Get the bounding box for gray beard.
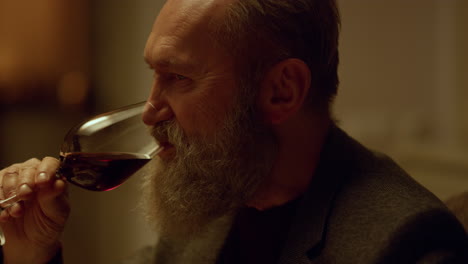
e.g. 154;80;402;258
150;213;234;264
139;98;277;240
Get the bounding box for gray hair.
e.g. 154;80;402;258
211;0;341;112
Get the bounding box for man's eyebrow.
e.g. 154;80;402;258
145;57;196;73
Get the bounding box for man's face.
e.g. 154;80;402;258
142;0;238;142
140;0;278;237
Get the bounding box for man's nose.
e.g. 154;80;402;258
142;99;173;126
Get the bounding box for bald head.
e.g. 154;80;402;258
144;0;237;78
151;0;234;43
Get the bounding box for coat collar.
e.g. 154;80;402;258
277;125;355;264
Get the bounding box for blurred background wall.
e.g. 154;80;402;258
0;0;466;263
336;0;468;199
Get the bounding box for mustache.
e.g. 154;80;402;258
150;121;174;144
150;120;186;147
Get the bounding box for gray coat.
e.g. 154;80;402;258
277;126;467;263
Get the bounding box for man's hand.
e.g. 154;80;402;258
0;157;70;264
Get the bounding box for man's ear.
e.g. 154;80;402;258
258;58;311;124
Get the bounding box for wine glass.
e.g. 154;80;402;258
0;101;160;208
0;101;159;245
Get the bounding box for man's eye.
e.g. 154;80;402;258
174;74;187;81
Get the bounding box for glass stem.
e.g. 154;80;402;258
0;194;20;211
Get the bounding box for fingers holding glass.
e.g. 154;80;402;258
1;166;19;200
0;158;44;220
36;157;60;186
17;167;36;200
16;158;40;199
0;165;20;221
9;161;41;218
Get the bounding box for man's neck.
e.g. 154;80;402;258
247;113;331;211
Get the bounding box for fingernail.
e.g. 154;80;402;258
19;184;33;196
38;172;48;183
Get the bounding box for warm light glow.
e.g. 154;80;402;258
57;71;89;105
0;0;89;105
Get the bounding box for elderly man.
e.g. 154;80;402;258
0;0;467;263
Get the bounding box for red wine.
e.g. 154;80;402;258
59;152;151;191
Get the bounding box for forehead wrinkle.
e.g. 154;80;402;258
149;43;199;74
154;58;192;73
145;35;178;67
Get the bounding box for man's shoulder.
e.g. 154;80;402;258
313;126;468;263
332;148;446;223
320;125;446;214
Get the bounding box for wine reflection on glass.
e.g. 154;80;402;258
0;101;160;228
58;101;160;191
